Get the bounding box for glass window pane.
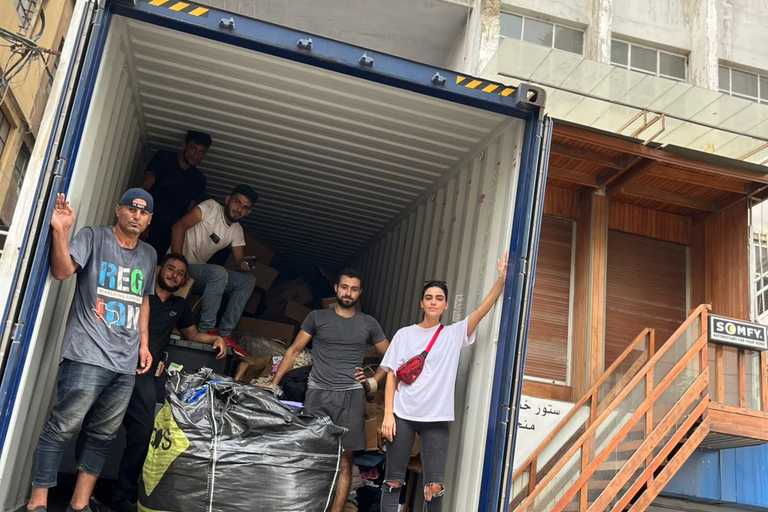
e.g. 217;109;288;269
501;13;523;39
554;25;583;54
523;18;554;48
611;40;629;66
659;53;686;79
761;76;768;101
732;68;758;98
630;45;657;74
719;66;731;93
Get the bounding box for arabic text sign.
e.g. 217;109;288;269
708;314;768;351
514;395;577;471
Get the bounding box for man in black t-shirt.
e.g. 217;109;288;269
112;253;227;512
142;130;211;257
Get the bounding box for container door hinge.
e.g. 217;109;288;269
498;404;511;425
53;158;67;177
91;5;104;26
10;322;24;343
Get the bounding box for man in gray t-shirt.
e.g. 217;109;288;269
273;269;389;512
28;189;157;512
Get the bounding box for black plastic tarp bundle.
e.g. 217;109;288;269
138;369;344;512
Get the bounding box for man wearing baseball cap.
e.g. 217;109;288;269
170;184;259;352
27;188;157;512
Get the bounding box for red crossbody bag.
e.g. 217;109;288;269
396;324;444;385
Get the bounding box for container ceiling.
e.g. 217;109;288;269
121;17;509;267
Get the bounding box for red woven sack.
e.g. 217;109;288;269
396;325;443;385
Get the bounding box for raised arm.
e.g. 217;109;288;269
50;193;78;280
170;206;203;255
466;253;509;337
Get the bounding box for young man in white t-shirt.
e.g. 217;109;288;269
170;184;258;344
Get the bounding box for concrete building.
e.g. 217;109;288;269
0;0;74;243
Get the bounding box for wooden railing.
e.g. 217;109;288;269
514;304;711;512
509;328;655;508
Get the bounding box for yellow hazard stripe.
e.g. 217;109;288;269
454;74;517;98
146;0;209;16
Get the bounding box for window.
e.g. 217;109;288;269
0;111;11;160
610;39;687;80
16;0;36;30
719;64;768;103
13;144;31;192
500;13;584;55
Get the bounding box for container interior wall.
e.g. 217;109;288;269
0;21;144;510
353;122;523;511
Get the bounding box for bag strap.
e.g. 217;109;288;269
423;324;444;354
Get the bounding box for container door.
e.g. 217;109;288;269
0;0;106;506
480;115;553;512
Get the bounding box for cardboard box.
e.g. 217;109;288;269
225;232;274;267
261;300;311;325
243;231;274;266
364;400;419;455
236;317;296;343
243;289;264;316
265;279;313;306
248;261;279;291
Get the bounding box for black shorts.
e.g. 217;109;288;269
304;388;366;451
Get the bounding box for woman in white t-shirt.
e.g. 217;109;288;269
378;255;508;511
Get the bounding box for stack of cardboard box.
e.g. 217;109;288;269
233;232;316;343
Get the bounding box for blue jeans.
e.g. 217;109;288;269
31;360;135;488
188;264;257;336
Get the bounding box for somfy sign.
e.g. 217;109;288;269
708;314;768;351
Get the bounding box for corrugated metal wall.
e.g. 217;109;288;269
0;21;144;509
353;122;524;510
664;445;768;509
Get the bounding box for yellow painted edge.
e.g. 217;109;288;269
456;75;466;84
483;84;500;93
501;87;515;97
169;1;190;11
466;79;483;89
188;6;208;16
148;0;170;6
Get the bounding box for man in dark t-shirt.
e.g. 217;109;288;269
111;253;227;512
272;269;390;512
142;130;211;257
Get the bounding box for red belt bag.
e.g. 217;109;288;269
396;324;444;385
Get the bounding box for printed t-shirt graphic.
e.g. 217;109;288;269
61;226;157;375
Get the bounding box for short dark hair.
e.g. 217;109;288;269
422;280;448;298
231;184;259;203
337;268;363;288
186;130;212;147
160;252;189;270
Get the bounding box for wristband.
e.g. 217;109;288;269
366;377;378;394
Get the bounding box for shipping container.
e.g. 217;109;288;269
0;1;550;510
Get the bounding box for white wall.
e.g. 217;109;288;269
612;0;689;51
717;0;768;71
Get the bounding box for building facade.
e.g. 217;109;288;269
0;0;74;245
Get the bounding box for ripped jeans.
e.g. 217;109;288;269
380;416;450;512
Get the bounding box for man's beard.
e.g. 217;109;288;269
158;277;182;293
336;296;358;309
